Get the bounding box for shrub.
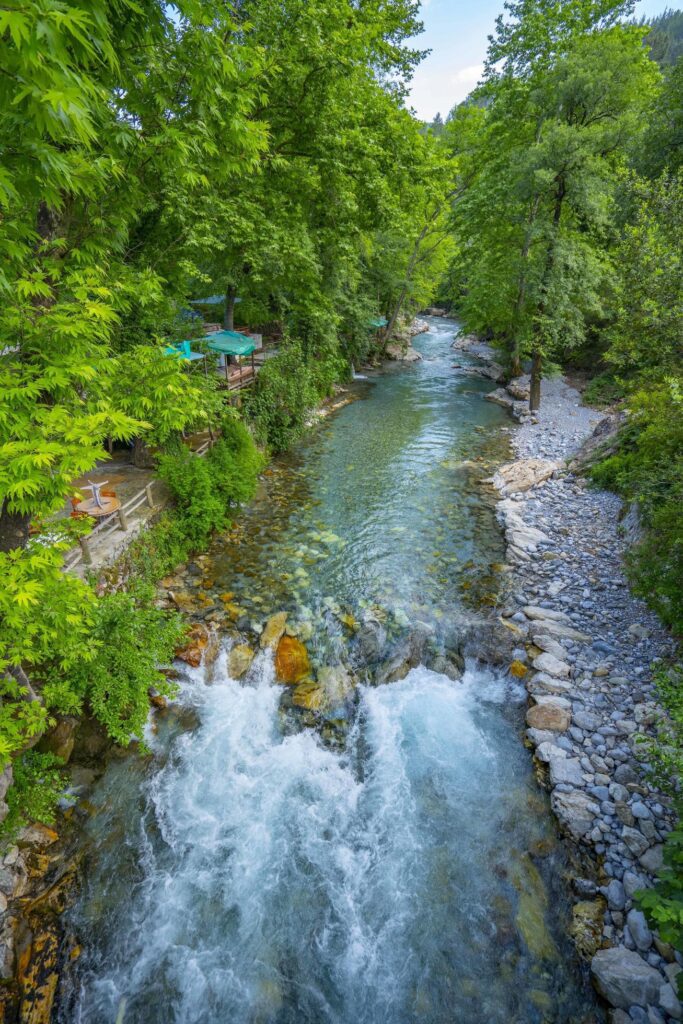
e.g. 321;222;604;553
244;340;319;451
158;446;227;547
67;587;184;747
158;414;263;548
0;752;66;841
589;377;683;635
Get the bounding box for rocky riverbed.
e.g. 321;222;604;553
478;346;681;1022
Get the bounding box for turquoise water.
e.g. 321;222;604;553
60;320;599;1024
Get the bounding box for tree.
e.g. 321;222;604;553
445;2;658;408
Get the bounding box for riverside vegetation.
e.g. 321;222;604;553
0;0;682;1019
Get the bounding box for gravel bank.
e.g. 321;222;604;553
489;368;681;1023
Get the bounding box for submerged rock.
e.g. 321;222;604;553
291;681;324;711
228;644;255;679
260;612;288;649
274;635;311;684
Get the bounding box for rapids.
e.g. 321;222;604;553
61;320;600;1023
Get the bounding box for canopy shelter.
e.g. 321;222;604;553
206;330;256;385
205;331;256;357
189;295;242;306
367;317;388;329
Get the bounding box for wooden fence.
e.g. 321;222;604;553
63;437;214;572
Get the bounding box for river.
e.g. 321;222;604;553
59;318;599;1023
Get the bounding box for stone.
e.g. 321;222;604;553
526;701;571;732
660;982;683;1020
486;387;514;409
228;644;255;679
574;710;603;731
639;845;664;875
274;635;311;684
552;789;600;840
260;612;288;649
37;716;79;764
291;681;325;711
532;652;571;678
524;606;572;623
604;879;626;911
531;619;592;642
317;665;356;705
626;909;653;952
549;755;584;787
531;634;569;660
174;623;210;668
386;342;422;361
622;827;650;858
18;825;58;849
492;459;559;497
591;947;663;1009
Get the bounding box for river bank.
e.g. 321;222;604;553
478;352;681;1020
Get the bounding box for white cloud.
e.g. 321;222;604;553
450;63;485;87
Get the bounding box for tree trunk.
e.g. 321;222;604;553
131;435;156;469
528;178;566;413
224;285;237;331
0;501;32;553
383;285;408;351
529;350;542;411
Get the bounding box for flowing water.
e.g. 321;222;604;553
61;319;599;1023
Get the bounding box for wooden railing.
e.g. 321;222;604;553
63;439;215;572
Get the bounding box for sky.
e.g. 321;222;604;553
408;0;677;120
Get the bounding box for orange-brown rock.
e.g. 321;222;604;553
174;624;209;667
292;681;324;710
274;635;310;684
509;660;528;678
17;921;59;1024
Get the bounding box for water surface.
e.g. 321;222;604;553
62;319;599;1024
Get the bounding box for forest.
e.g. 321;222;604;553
0;0;682;1017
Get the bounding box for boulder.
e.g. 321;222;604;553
526;700;571;732
37;717;78;763
523;606;572;623
506;376;530;401
274;635;311;684
291;681;325;711
175;624;210;668
386;342;422;362
424;307;447;317
492;459;559;497
228;644;255;679
260;612;288;649
485;388;514;409
639;844;664;875
410;318;430;336
591;947;663;1009
531;620;591;643
317;665;356;706
552;789;600;840
532;652;571;679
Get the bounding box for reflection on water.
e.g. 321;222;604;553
61;320;599;1024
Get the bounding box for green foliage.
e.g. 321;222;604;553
244;341;328;452
582;372;625;408
67;588;184;747
159;421;263;546
637;666;683;948
590;380;683;634
0;752;66;841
